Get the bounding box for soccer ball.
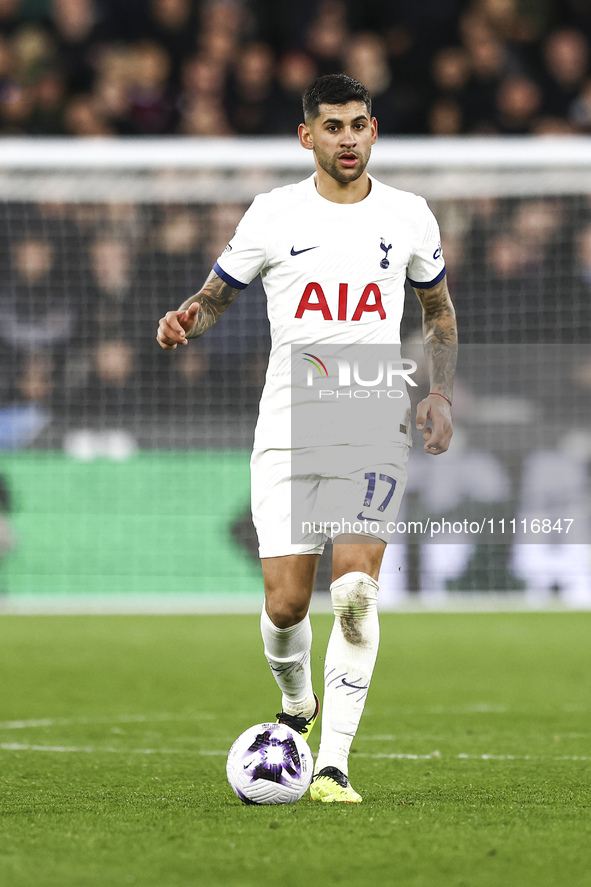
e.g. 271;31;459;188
226;722;314;805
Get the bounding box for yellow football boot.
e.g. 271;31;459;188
310;766;362;803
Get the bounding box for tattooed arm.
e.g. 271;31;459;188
156;270;242;350
414;275;458;402
412;275;458;454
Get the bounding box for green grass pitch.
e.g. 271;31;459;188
0;612;590;887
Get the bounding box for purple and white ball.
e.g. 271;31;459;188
226;722;314;805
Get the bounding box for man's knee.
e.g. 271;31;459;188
264;593;309;628
330;571;379;617
262;554;317;628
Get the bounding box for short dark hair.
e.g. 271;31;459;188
302;74;372;121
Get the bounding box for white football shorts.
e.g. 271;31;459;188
251;443;410;558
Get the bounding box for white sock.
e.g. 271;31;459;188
260;606;315;716
315;571;379;776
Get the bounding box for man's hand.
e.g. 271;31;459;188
156;271;243;350
416;393;453;454
156;303;200;349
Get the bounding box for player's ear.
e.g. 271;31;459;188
370;117;378;145
298;122;314;150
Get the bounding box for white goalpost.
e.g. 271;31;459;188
1;135;591;200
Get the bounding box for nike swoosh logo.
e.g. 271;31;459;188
341;678;369;690
357;512;385;521
291;246;319;256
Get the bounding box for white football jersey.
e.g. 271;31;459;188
214;174;446;448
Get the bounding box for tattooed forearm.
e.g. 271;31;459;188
413;276;458;400
179;271;241;338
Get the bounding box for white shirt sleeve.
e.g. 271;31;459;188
405;197;447;288
213;195;268;289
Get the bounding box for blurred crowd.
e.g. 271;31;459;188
0;0;591;137
0;193;590;435
0;0;590;435
0;200;271;431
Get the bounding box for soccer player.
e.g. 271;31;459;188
157;74;457;803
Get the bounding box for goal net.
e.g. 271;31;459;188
0;136;589;610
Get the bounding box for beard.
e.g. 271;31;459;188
314;147;370;184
